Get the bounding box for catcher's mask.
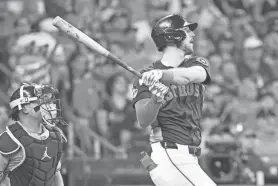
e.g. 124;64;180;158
9;82;66;126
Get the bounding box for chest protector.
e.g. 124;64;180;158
2;123;64;186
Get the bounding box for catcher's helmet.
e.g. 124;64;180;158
9;82;66;126
151;14;198;52
9;84;37;120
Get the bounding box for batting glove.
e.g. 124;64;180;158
139;70;163;87
149;82;169;103
139;70;168;103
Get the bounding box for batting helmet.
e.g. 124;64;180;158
151;14;198;52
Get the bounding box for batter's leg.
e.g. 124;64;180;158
176;163;217;186
149;163;195;186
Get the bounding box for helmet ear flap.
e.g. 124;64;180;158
154;31;186;52
165;35;173;40
164;30;186;43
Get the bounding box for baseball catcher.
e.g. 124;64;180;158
0;82;67;186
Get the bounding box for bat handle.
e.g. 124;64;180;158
107;53;142;78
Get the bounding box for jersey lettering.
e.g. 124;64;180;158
164;83;201;102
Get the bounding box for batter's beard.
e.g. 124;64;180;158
177;42;194;55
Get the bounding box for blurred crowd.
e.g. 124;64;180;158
0;0;278;158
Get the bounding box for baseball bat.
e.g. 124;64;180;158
52;16;142;78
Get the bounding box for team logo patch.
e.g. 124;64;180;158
197;57;208;66
132;87;138;98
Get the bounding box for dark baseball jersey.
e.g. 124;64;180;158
132;56;211;146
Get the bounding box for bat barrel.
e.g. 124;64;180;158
52;16;142;79
52;16;62;26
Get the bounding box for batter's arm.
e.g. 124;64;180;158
161;66;207;85
134;97;162;128
161;57;211;86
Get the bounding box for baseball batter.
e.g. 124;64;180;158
133;14;217;186
0;82;66;186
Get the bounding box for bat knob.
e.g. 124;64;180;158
52;16;63;27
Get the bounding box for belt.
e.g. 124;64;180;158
160;141;201;157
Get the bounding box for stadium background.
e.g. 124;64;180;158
0;0;278;185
